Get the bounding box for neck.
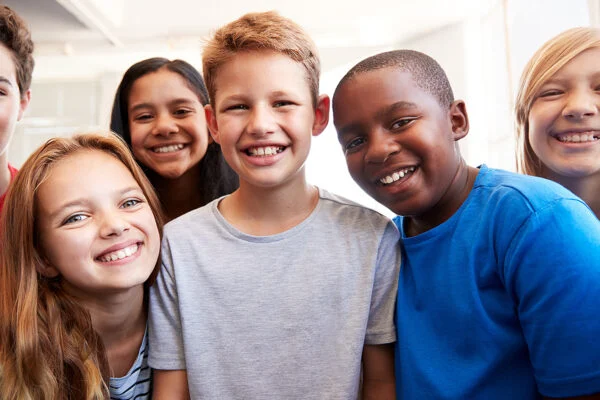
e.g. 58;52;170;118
80;286;146;377
220;170;318;235
148;165;204;222
406;159;478;237
547;173;600;219
0;153;10;198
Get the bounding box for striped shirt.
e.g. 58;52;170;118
109;328;152;400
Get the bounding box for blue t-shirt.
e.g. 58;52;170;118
393;165;600;399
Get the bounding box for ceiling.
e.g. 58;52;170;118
4;0;496;79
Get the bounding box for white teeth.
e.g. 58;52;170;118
98;244;139;263
248;146;283;156
557;133;599;143
379;167;416;185
153;144;184;153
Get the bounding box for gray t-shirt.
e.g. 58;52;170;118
149;188;400;399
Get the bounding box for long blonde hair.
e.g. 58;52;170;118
0;132;163;399
515;27;600;176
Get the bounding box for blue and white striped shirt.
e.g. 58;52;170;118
109;328;152;400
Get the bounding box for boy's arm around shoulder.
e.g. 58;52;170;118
153;370;190;399
503;199;600;398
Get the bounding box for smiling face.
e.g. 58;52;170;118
333;67;468;220
37;150;160;298
205;50;329;191
127;68;210;179
0;43;29;157
528;47;600;182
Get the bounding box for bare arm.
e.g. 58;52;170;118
152;369;190;400
361;343;396;400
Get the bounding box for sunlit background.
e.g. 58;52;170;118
5;0;598;216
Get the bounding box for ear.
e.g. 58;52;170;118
17;89;31;121
37;256;60;279
449;100;469;141
204;104;220;144
312;94;330;137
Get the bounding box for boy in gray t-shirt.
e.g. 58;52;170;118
149;11;400;400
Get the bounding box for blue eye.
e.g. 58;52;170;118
64;214;88;225
274;101;293;108
227;104;248;111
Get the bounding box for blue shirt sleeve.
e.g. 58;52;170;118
503;198;600;397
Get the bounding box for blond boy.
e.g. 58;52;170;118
149;11;399;399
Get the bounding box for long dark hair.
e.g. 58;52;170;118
110;57;238;206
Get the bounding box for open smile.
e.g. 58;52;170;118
377;166;417;186
96;242;141;263
554;131;600;143
152;143;186;153
244;145;286;157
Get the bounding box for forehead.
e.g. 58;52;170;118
213;50;310;100
551;46;600;79
129;69;198;103
39;150;136;203
333;68;440;126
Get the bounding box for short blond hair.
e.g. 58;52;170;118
202;11;320;107
515;27;600;176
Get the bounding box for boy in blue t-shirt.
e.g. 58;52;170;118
332;49;600;399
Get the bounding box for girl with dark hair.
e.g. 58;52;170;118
111;58;238;221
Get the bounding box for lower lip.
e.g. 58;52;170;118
96;244;142;266
242;148;286;166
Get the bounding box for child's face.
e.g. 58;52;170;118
333;68;466;217
37;150;160;298
528;47;600;181
205;50;329;190
127;69;210;179
0;43;29;157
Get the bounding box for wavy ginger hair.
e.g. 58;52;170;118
0;133;163;399
515;27;600;176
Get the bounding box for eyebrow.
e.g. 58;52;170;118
544;71;600;85
0;76;14;86
336;100;418;137
47;186;143;221
129;98;197;113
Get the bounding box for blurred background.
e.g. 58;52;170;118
4;0;598;215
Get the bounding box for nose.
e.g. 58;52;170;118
563;89;599;120
246;105;276;137
152;112;179;137
364;130;401;164
99;211;130;238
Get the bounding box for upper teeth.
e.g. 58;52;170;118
154;144;184;153
248;146;283;156
557;133;599;143
98;244;139;262
380;167;416;185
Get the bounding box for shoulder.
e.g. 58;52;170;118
317;187;393;227
473;166;589;216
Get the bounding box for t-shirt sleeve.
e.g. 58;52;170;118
148;234;187;370
503;199;600;397
365;220;401;345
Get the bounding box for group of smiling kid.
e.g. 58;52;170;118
1;5;599;400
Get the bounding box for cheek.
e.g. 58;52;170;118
129;127;149;157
